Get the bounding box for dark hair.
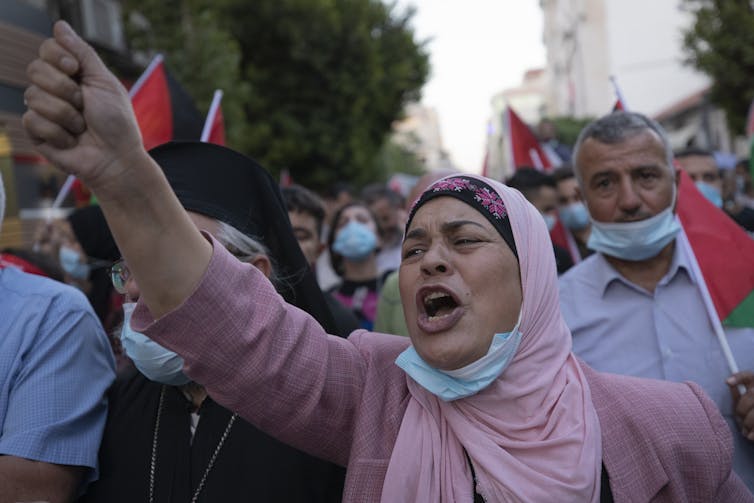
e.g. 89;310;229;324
552;165;576;184
361;183;405;209
280;184;326;238
327;201;379;276
572;111;673;181
674;147;714;159
506;168;556;201
326;181;354;200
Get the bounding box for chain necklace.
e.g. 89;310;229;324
149;385;238;503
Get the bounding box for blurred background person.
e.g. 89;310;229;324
327;201;384;330
361;183;405;276
281;184;361;336
553;166;593;263
676;148;754;234
316;182;354;292
507;168;574;274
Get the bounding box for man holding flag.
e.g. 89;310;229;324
558;111;754;489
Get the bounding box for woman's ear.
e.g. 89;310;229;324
249;254;273;279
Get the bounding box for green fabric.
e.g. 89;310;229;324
373;271;410;337
724;289;754;328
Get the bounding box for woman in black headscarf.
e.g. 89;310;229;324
79;142;344;503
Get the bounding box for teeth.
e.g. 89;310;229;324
424;291;449;303
427;312;453;321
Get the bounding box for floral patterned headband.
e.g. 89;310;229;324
405;176;518;260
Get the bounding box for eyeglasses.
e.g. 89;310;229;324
109;259;131;294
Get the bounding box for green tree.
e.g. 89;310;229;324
682;0;754;134
125;0;429;190
549;116;594;148
372;134;426;181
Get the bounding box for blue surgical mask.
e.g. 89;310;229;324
59;245;90;280
395;314;522;401
695;181;723;208
332;220;377;261
559;202;590;231
587;189;680;261
120;302;190;386
541;213;556;232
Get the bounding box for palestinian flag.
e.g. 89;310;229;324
129;54;204;150
676;169;754;327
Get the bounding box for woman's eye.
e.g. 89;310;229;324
402;247;423;259
454;238;478;246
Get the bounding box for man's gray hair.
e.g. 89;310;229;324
215;220;282;288
0;172;5;234
572;111;674;183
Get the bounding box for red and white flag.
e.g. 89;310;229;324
504;106;558;172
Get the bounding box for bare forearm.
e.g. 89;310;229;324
0;456;84;503
96;148;212;318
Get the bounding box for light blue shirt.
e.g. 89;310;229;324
0;267;115;484
559;243;754;489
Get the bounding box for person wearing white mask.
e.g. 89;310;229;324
553;166;593;263
559;111;754;489
78;142;345;503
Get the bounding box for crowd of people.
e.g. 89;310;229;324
1;20;754;502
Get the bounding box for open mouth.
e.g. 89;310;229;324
423;291;459;320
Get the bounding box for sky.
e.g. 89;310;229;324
395;1;546;173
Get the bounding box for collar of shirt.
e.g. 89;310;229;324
594;240;697;298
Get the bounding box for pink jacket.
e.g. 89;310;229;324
134;239;752;502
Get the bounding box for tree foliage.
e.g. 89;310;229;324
123;0;429;190
682;0;754;134
549;116;594;147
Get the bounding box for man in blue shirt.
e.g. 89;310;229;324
559;111;754;489
0;175;115;501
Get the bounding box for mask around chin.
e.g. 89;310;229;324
120;302;191;386
395;312;523;401
587;205;681;261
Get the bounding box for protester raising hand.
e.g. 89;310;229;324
23;21;142;193
23;20;211;318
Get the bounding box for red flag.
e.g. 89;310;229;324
201;89;226;146
504;107;556;172
129;55;172;150
129;54;204;150
677;169;754;327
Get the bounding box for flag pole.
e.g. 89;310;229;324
128;54;164;99
201;89;224;142
609;75;628;109
677;223;745;394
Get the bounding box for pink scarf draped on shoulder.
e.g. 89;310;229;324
381;175;602;502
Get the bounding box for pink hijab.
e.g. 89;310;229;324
381;174;601;502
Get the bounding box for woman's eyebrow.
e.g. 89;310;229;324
440;220;486;233
404;220;486;241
